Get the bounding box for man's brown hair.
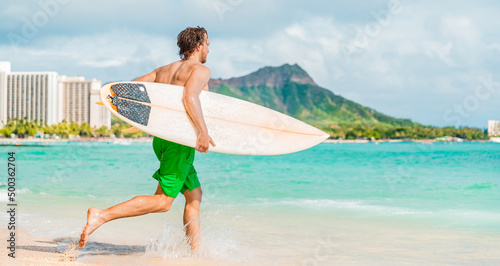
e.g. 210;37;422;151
177;26;207;60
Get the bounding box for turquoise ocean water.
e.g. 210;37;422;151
1;141;499;264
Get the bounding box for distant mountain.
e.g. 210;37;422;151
208;64;415;128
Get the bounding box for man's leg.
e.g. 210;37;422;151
182;187;202;252
79;183;174;247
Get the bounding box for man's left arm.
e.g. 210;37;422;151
135;70;156;82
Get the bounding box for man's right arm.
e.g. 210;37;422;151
183;66;215;153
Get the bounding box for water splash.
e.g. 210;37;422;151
145;215;248;261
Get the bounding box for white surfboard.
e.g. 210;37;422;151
100;81;329;155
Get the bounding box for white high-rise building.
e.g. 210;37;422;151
59;76;110;128
488;120;500;136
0;61;110;129
0;62;9;125
0;61;59;126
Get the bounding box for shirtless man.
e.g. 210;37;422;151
79;27;215;252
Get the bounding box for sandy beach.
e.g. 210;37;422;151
0;229;88;266
3;218;500;265
0;228;248;266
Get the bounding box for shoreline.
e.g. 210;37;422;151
0;137;154;146
0;137;494;146
323;138;493;144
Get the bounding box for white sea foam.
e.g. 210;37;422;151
18;188;31;193
0;187;31;202
0;190;7;202
253;198;500;230
251;198;433;217
113;140;132;145
439;209;500;222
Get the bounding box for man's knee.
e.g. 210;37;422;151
197;188;203;202
194;188;203;203
185;188;202;205
155;195;172;212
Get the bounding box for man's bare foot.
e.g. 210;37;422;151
187;234;202;254
79;207;105;248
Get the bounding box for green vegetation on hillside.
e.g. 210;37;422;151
323;123;486;140
213;82;415;128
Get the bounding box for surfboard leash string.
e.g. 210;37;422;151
106;94;117;101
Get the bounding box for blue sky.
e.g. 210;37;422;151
1;0;499;128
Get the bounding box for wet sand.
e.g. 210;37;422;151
3;216;500;266
0;229;89;266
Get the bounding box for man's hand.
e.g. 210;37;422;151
195;132;216;153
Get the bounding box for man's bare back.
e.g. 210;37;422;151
153;61;209;91
135;29;213;152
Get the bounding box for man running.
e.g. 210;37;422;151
79;26;215;252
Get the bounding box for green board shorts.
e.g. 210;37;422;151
152;136;200;198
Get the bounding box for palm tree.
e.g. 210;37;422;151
79;123;94;137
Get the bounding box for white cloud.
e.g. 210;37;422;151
488;43;500;51
422;41;456;66
440;14;480;47
396;39;417;55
